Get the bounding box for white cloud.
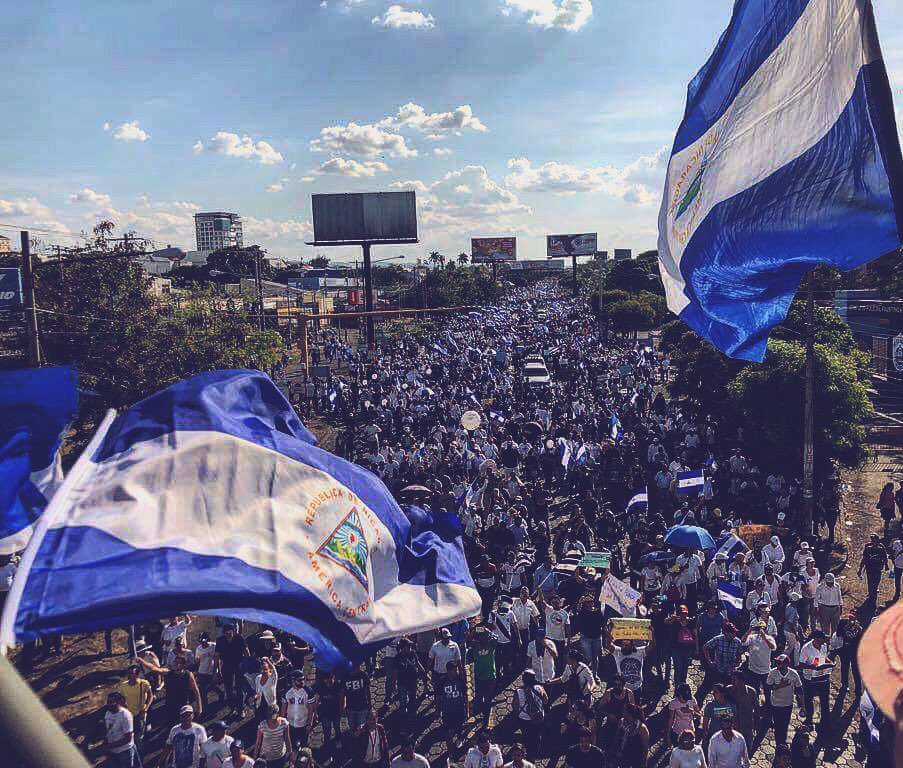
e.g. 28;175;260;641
372;5;436;29
310;121;417;159
102;121;111;131
391;165;532;232
0;197;71;234
266;183;285;192
301;176;316;183
505;146;667;204
194;131;284;165
111;120;151;142
68;188;112;207
243;216;314;247
501;0;593;31
433;147;453;156
314;157;391;177
381;102;488;136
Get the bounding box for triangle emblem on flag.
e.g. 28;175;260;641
317;507;371;593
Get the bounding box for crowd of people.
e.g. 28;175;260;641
40;283;898;767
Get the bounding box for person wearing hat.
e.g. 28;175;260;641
281;670;316;749
525;625;557;684
118;663;153;752
764;655;801;746
103;691;141;768
798;629;834;731
763;536;785;573
814;572;843;636
294;747;316;768
428;627;462;701
703;622;743;684
200;722;233;768
215;624;250;718
828;612;863;695
161;705;208;768
511;669;547;756
222;740;254;768
490;596;518;680
194;632;219;712
742;620;776;693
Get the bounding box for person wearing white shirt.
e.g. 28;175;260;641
200;722;233;768
464;733;504;768
526;628;557;683
762;536;784;573
798;631;834;730
428;630;462;688
670;730;707;768
813;573;843;636
892;538;903;601
707;716;749;768
742;622;776;691
511;587;540;645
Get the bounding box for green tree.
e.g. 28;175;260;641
457;252;469;266
427;250;445;269
728;339;872;473
308;255;330;269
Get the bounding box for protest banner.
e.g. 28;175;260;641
599;574;642;617
579;551;611;570
738;524;772;548
610;618;652;642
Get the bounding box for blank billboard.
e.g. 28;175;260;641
312;192;418;243
614;248;633;261
546;233;598;258
471;237;516;263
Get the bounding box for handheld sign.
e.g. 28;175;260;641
737;525;771;548
461;411;482;431
610;618;652;642
579;551;611;570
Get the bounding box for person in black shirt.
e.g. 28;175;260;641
574;597;604;677
831;613;863;694
214;625;249;717
343;663;372;738
393;638;427;724
316;672;345;750
565;727;603;768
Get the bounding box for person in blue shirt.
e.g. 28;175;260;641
439;661;469;757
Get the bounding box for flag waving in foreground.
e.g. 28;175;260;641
658;0;903;361
0;366;77;554
0;370;480;670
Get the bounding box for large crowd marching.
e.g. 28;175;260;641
14;283;902;768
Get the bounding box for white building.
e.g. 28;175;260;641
194;212;243;251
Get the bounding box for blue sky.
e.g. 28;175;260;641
4;0;903;262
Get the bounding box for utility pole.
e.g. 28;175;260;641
362;243;375;347
20;231;42;367
572;253;578;297
802;272;815;531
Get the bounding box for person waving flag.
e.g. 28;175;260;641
658;0;903;360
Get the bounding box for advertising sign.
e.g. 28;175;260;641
0;268;22;312
546;233;598;258
614;248;632;261
894;334;903;372
610;618;652;642
471;237;516;263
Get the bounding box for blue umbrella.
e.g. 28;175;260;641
639;550;678;566
664;525;715;550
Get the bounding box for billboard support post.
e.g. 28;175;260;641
572;254;578;297
20;231;41;367
362;242;375;346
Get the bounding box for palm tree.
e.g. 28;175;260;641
427;250;445;269
457;252;469;266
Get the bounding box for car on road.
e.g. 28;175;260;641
523;355;551;387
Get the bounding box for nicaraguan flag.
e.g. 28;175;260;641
658;0;903;361
0;367;78;555
626;490;648;514
610;413;623;442
0;370;480;669
573;444;588;467
717;579;745;616
557;437;571;469
488;410;506;424
712;531;747;560
676;469;705;496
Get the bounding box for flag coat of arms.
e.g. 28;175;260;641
658;0;903;360
0;370;480;669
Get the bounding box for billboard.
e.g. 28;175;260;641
471;237;517;263
0;268;22;312
546;233;598;258
312;192;418;243
614;248;632;261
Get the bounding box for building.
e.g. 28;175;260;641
194;212;243;251
0;235;11;254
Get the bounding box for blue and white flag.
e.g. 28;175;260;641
658;0;903;361
676;469;705;496
716;579;745;616
610;413;623;442
712;531;747;561
557;437;571;469
0;370;480;669
573;444;588;467
626;490;648;514
488;410;506;425
0;367;78;555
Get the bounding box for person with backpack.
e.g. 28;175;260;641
666;605;697;687
511;670;547;757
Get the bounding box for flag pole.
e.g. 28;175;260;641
802;271;815;533
0;652;91;768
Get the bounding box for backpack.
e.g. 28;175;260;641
522;686;545;724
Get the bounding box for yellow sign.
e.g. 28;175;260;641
737;525;771;548
610;618;652;642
